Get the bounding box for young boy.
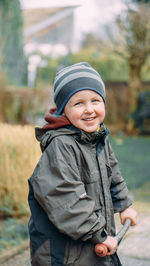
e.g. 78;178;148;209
28;62;137;266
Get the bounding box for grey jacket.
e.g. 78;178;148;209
28;125;132;266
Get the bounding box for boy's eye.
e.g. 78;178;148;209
74;102;81;106
92;99;99;102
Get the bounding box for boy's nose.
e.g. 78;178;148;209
84;103;93;113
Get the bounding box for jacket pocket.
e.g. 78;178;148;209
84;179;103;211
106;163;112;177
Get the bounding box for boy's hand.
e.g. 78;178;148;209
101;236;118;256
120;206;137;226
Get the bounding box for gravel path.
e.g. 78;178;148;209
119;254;150;266
1;249;30;266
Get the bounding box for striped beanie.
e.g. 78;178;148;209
53;62;106;114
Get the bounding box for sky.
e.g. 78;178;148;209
74;0;125;40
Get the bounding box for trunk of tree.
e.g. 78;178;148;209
128;64;142;113
127;64;143;132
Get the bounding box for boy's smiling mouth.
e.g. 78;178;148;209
82;116;96;121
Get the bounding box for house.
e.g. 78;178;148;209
22;1;80;87
23;2;80;57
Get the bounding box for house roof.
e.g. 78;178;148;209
23;8;64;30
23;6;78;38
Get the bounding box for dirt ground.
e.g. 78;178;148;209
118;201;150;265
1;202;150;266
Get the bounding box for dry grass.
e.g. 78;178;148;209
0;123;41;218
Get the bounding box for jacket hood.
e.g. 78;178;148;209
43;107;71;130
35;126;80;152
35;107;74;151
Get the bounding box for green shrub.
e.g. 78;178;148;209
35;48;129;86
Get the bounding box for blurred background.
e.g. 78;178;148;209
0;0;150;263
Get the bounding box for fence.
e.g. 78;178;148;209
0;82;150;128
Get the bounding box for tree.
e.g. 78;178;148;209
0;0;27;85
95;0;150;114
133;0;150;3
116;1;150;114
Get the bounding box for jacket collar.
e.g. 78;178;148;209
79;124;109;144
68;123;109;144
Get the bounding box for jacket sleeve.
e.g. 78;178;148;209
30;137;107;244
106;139;132;213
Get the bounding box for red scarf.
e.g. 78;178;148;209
43;108;71;130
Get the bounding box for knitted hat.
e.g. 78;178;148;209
53;62;106;114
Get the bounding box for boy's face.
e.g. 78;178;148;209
64;90;105;132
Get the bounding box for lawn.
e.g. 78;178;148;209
109;136;150;190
